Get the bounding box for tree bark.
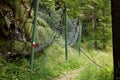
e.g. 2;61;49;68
92;3;98;50
102;1;106;49
111;0;120;79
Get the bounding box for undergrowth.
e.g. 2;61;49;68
0;38;81;80
0;38;113;80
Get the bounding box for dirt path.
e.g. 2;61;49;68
54;68;84;80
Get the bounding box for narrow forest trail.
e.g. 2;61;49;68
54;68;84;80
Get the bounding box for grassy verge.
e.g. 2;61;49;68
0;38;82;80
0;38;113;80
74;49;113;80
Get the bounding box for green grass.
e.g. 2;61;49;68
0;38;82;80
0;38;113;80
74;50;113;80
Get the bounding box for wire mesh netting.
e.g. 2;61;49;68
0;3;81;57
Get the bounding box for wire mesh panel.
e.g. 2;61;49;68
0;1;82;58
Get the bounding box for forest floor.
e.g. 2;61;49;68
54;67;84;80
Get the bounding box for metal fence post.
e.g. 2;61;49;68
30;0;40;71
78;17;82;55
64;3;68;62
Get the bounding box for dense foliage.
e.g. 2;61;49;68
42;0;112;49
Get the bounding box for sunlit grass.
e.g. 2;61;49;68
74;49;113;80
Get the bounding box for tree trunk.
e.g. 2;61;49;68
102;2;106;49
102;24;106;49
111;0;120;79
92;3;98;50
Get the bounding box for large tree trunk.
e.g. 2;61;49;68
111;0;120;79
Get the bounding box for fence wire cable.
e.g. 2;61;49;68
80;49;102;68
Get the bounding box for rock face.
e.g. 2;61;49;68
0;1;57;55
0;1;29;41
0;1;31;55
0;0;81;56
